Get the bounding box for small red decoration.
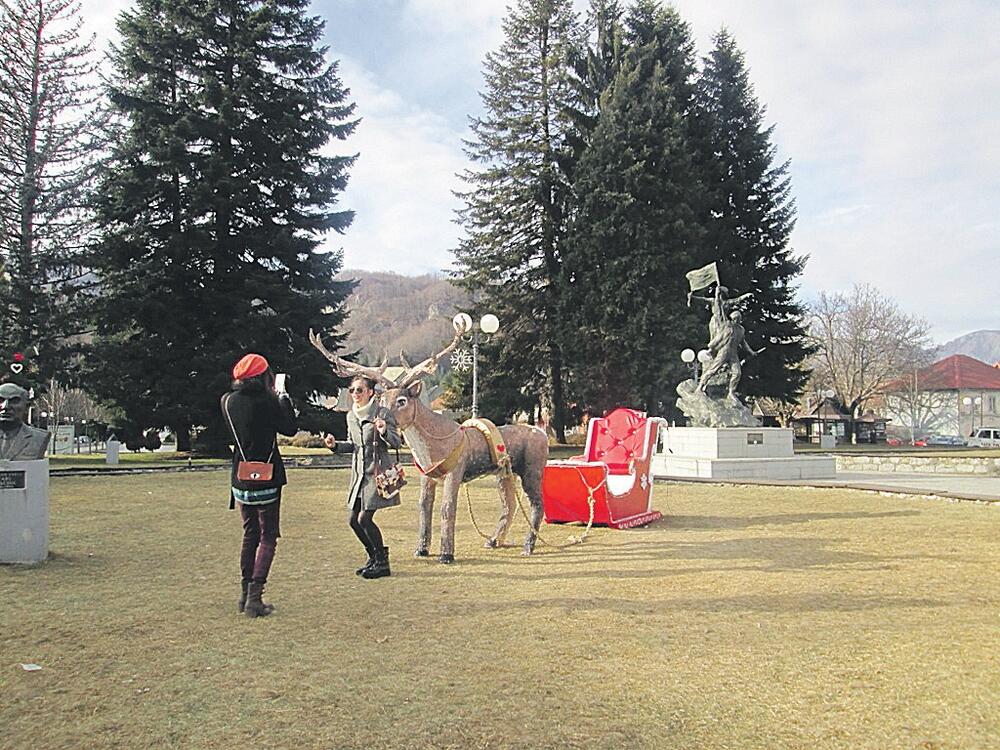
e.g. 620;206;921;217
13;352;25;362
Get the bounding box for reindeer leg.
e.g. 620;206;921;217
415;477;436;557
486;474;517;549
438;473;461;563
520;468;545;556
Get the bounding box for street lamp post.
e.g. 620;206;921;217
962;395;983;436
680;348;712;384
819;389;835;445
453;312;501;418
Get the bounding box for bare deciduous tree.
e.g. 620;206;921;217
883;381;957;444
808;284;930;438
36;377;111;427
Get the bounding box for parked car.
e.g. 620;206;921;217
967;427;1000;448
926;435;967;446
886;437;903;446
912;437;928;447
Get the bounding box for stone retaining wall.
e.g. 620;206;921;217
835;454;1000;476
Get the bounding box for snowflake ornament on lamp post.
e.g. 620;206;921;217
450;349;474;372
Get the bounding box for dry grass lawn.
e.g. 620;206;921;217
2;469;998;750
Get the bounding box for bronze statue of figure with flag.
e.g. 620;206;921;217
676;263;763;427
686;262;754;354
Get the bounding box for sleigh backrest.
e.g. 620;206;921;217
584;408;653;474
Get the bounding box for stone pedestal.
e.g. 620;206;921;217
651;427;835;480
0;459;49;563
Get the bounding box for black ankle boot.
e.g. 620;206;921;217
239;580;249;613
362;546;391;579
245;581;274;618
356;548;377;576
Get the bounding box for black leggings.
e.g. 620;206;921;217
348;502;384;553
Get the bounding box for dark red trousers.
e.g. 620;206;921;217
239;497;281;584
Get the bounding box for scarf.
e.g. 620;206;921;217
353;398;375;422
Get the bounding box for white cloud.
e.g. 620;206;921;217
329;58;468;276
79;0;129;48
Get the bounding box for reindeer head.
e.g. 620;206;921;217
380;381;424;431
309;328;462;431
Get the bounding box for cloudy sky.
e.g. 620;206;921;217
79;0;999;344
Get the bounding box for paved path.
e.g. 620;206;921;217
828;472;1000;502
662;471;1000;503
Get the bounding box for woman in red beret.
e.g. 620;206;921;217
221;353;297;618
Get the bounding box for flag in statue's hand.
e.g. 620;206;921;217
685;262;719;294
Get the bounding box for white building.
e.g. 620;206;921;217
883;354;1000;438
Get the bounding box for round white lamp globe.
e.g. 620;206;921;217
681;348;695;363
453;313;473;334
480;314;500;334
697;349;712;364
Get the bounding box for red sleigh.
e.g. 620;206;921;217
542;408;664;529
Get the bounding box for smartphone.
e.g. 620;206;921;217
274;373;288;392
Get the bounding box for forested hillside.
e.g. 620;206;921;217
337;270;470;364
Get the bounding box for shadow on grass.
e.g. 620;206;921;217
1;549;107;575
664;509;921;530
412;534;910;580
454;592;953;615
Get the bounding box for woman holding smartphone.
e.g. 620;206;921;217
221;353;296;617
324;374;401;579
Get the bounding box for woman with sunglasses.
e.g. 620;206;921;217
324;375;401;578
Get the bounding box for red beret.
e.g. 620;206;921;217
232;353;269;380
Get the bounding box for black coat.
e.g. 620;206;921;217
221;386;297;502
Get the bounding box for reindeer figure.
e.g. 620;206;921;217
310;329;549;562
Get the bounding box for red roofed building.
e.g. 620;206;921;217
883;354;1000;437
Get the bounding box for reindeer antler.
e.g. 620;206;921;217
309;329;396;389
397;330;463;388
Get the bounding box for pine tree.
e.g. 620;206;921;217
563;0;625;173
560;1;707;415
695;29;813;404
89;0;357;450
453;0;583;441
0;0;104;388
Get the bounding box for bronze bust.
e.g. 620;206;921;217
0;383;51;460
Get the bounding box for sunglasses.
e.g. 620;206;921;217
348;386;369;394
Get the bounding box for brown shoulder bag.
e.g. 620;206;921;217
223;395;275;484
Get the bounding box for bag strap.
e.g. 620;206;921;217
223;393;275;463
370;407;399;471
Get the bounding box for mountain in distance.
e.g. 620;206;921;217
935;330;1000;365
336;270;470;365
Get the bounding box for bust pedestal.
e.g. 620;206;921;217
0;459;49;563
651;427;835;480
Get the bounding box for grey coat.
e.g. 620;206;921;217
335;404;402;511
